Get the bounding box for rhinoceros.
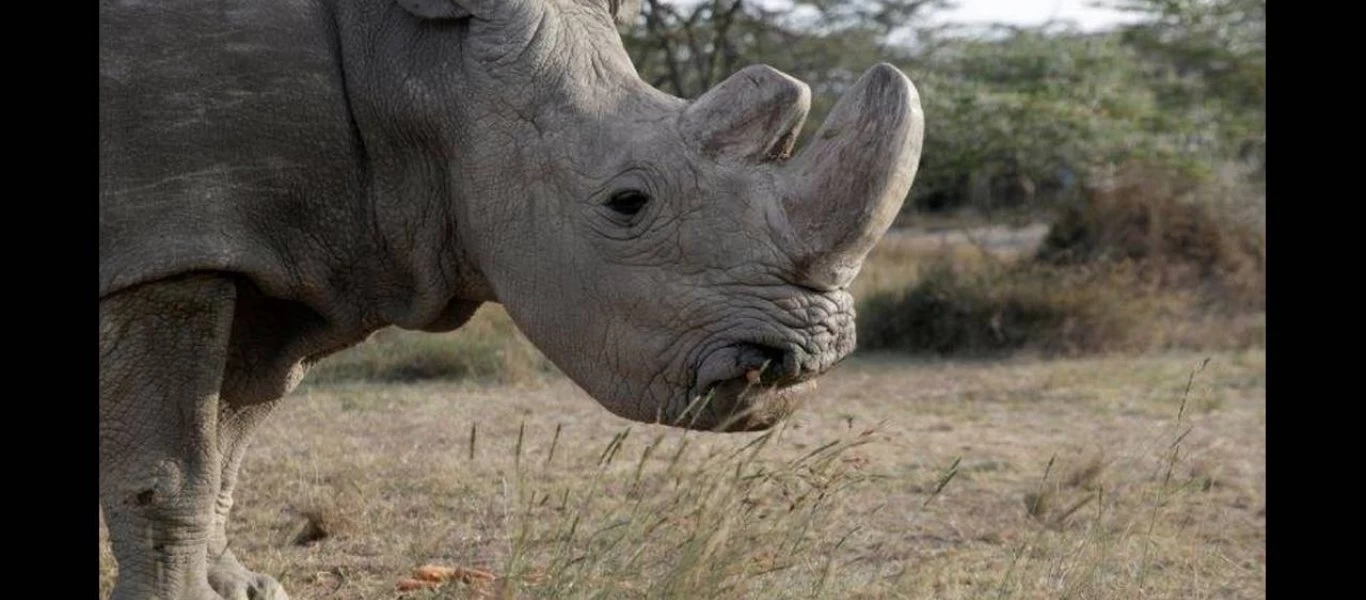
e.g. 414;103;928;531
99;0;924;597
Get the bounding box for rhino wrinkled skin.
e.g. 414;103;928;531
99;0;924;597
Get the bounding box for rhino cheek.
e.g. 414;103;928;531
468;229;672;423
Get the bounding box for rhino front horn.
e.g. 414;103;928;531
780;63;924;290
680;65;811;162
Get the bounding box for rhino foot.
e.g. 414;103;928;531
208;550;290;600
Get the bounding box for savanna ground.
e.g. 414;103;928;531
98;201;1266;599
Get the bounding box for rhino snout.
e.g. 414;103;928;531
678;336;838;432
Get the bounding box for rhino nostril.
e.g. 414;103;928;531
736;343;794;385
695;343;804;398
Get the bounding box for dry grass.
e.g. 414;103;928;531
99;349;1265;599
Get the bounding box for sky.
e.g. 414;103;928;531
932;0;1143;31
735;0;1146;34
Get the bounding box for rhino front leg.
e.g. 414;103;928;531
207;400;289;600
100;274;237;600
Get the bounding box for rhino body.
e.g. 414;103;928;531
99;1;924;598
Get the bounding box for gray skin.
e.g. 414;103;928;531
99;0;924;598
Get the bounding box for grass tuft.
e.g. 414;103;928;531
100;351;1265;599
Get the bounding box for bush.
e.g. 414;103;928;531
303;305;557;385
858;259;1152;357
858;164;1265;357
1036;164;1265;311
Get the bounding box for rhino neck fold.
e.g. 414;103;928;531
329;1;495;331
361;165;490;332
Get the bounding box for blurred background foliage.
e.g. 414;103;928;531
621;0;1265;217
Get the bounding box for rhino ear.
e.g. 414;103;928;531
397;0;475;19
610;0;642;26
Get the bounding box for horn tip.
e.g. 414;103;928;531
863;63;920;105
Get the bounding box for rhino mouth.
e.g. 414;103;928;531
680;342;819;432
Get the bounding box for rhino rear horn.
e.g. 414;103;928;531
680;65;811;163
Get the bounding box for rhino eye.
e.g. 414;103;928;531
605;190;650;217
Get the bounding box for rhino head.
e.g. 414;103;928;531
399;0;924;431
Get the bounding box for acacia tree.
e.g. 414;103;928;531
620;0;951;177
1105;0;1265;170
901;0;1264;213
620;0;1264;216
625;0;746;98
621;0;949;98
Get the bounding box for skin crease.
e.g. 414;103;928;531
99;0;923;598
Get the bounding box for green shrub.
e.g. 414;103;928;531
303;306;557;385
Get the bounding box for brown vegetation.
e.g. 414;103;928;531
858;165;1265;357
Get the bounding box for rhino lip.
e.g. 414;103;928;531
667;342;819;432
694;342;794;397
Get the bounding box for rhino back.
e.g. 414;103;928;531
100;0;370;303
